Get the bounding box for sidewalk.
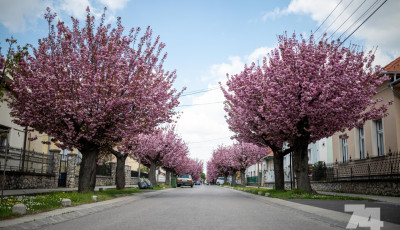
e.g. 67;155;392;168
1;184;138;196
317;191;400;204
245;185;400;204
0;188;171;230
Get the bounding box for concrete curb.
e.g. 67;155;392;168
0;188;175;230
2;185;139;196
223;187;400;230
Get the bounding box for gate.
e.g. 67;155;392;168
58;154;68;187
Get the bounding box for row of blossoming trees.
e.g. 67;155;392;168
207;143;268;186
4;7;202;192
219;33;390;192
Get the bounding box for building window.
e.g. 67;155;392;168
0;126;9;148
359;127;365;159
376;119;384;156
341;138;348;163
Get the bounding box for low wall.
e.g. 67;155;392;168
1;171;57;190
74;175;138;187
311;180;400;196
263;182;293;190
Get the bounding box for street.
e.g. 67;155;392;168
10;186;381;230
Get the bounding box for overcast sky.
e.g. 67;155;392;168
1;0;399;169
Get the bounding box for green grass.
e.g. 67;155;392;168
232;186;372;201
0;187;160;220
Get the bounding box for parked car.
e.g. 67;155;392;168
195;181;201;185
177;174;194;187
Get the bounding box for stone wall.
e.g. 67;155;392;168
0;149;61;190
73;175;139;187
263;182;294;190
311;180;400;196
0;171;57;189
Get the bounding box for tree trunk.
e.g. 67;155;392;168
165;169;171;185
231;171;237;187
116;154;128;190
273;153;285;190
78;144;99;193
223;174;227;184
293;143;312;193
240;169;246;186
149;161;157;186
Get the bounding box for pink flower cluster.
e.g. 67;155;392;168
9;8;183;152
207;142;267;182
222;32;389;149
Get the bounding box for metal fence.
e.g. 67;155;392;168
247;174;262;183
96;163;111;176
312;151;400;182
0;146;55;174
131;170;148;178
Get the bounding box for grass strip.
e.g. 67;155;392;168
230;186;372;201
0;186;164;219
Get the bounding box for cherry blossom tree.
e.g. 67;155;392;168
207;143;266;186
175;157;203;182
210;145;232;184
228;143;268;186
161;134;189;184
9;8;182;192
222;33;389;192
206;159;219;184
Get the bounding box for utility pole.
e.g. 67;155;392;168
138;156;141;179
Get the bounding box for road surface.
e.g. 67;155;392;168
4;186;399;230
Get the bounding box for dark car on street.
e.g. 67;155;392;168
195;181;201;185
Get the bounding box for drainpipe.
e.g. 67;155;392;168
382;71;400;98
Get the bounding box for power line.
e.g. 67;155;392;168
177;101;224;107
339;0;387;46
337;0;381;41
181;87;219;97
187;136;232;144
317;0;355;41
312;0;344;36
327;0;368;40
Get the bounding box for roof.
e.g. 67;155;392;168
383;57;400;72
264;149;274;159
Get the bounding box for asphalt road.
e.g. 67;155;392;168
35;185;352;230
287;199;400;225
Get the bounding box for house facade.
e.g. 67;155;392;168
332;57;400;163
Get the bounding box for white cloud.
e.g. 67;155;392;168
177;47;274;165
98;0;130;11
246;46;274;64
0;0;46;33
262;7;286;21
60;0;92;20
0;0;131;33
262;0;400;66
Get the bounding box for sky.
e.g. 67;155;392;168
1;0;399;169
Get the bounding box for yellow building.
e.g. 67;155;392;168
332;57;400;163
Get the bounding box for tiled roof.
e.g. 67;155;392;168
383;57;400;72
264;149;274;159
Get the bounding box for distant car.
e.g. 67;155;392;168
195;181;201;185
216;176;224;185
177;174;194;187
